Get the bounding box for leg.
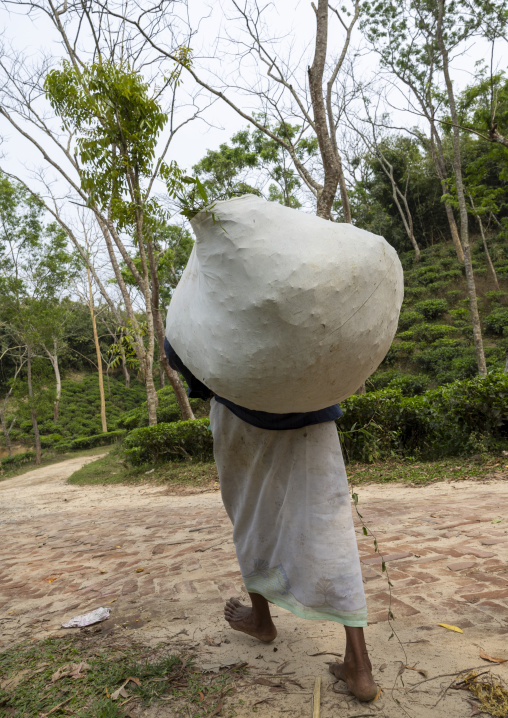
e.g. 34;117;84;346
224;592;277;643
329;626;378;702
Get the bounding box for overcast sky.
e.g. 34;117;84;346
1;0;504;180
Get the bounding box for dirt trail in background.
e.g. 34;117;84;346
1;457;508;717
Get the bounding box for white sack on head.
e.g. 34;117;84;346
166;194;404;413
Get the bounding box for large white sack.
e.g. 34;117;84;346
166;194;403;413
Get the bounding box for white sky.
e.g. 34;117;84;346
1;0;504;179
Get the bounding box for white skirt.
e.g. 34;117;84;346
209;399;367;627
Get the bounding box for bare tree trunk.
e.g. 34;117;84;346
120;345;131;388
146;235;195;421
0;394;14;458
27;344;42;465
437;1;486;375
428;130;465;263
44;340;62;421
469;197;499;290
159;364;165;388
308;0;341;220
88;264;108;433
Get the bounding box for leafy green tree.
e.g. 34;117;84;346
193;122;319;209
45;59;194;425
0;175;77;461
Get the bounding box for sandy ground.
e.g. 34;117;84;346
1;456;508;718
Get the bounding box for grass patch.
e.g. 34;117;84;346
347;454;508;486
0;635;241;717
67;448;508;491
67;447;218;488
0;445;115;483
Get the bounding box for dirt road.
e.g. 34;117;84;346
1;456;507;717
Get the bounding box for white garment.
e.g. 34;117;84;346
209;398;367;627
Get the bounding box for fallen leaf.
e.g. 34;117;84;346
371;686;382;702
437;623;463;633
205;634;221;647
111;682;130;701
69;661;91;678
199;691;204;702
492;519;502;524
379;663;387;672
42;697;73;716
480;649;508;664
398;664;406;676
254;678;283;687
210;700;224;716
135;568;144;573
126;676;141;686
405;665;429;678
307;651;342;657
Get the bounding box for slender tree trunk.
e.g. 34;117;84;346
87;265;108;433
470;197;499;290
429;130;465;263
437;1;486;375
308;0;342;220
444;204;465;263
120;346;131;388
0;398;13;458
159;364;165;388
27;344;42;465
145;235;195;421
45;340;62;421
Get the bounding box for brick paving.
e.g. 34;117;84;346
1;459;508;716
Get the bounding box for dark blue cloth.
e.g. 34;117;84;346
164;337;342;430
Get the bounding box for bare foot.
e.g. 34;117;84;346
329;658;378;702
224;597;277;643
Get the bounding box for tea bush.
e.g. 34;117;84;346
124;419;213;465
115;385;207;430
54;429;125;453
414;299;448;320
398;311;424;331
338;371;508;462
485;308;508;336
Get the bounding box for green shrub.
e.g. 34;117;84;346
426;280;449;292
398;311;424;331
385;373;430;396
54;430;125;453
338;372;508;462
414;299;448;320
485;308;508;336
383;341;418;364
124;419;213;465
449;308;469;321
403;323;458;342
446;290;463;304
484;290;506;304
115;386;206;430
1;451;36;467
40;434;63;448
404;286;427;299
413;268;440;286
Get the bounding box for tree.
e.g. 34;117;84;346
0;1;197;424
361;0;492;375
193;122;319;209
103;0;362;220
0;175;76;462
